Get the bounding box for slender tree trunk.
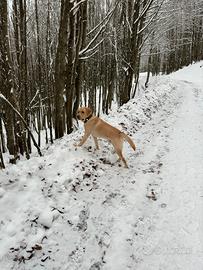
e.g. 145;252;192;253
19;0;30;158
0;118;6;153
46;0;53;143
0;0;18;162
73;1;88;116
0;134;5;169
35;0;42;147
54;0;70;138
65;0;74;134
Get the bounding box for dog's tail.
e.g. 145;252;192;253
122;132;136;151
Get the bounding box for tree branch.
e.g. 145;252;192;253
0;94;42;157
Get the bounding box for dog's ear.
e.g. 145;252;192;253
86;107;92;115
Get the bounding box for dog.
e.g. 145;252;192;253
76;107;136;168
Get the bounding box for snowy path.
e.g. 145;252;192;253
98;78;203;270
0;63;203;270
131;80;203;270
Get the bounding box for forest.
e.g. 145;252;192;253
0;0;202;167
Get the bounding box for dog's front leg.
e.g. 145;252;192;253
77;131;91;147
93;136;99;150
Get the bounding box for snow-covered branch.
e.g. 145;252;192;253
138;0;165;35
29;89;39;106
79;1;120;57
70;0;87;14
79;25;105;57
0;94;42;157
134;0;155;25
87;0;121;37
79;38;104;59
79;49;99;60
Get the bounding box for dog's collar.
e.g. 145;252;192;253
83;113;93;123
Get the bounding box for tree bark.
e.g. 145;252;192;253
0;0;18;162
54;0;70;138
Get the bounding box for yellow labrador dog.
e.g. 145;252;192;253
76;107;136;168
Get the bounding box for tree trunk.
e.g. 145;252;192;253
54;0;70;138
0;0;18;162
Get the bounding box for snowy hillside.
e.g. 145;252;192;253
0;62;203;270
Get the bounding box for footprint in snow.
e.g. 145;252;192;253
77;207;90;231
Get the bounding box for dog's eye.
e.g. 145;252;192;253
81;111;84;114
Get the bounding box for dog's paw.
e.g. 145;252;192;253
74;142;81;147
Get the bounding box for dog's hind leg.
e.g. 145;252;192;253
116;149;128;168
112;141;128;168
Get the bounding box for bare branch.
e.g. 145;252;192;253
80;38;104;59
70;0;87;14
134;0;154;25
138;0;165;35
87;0;121;37
0;94;42;157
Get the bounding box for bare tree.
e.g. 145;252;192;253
54;0;70;138
0;0;18;163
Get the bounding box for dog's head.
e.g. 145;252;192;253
76;107;92;122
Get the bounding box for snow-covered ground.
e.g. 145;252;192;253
0;62;203;270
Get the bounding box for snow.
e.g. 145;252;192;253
0;61;203;269
0;187;5;198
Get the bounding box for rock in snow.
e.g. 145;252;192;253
38;208;54;228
